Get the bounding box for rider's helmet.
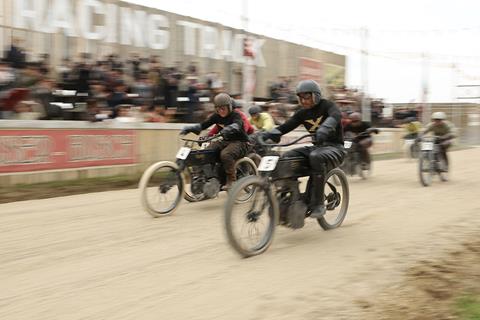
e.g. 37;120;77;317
213;93;233;113
431;111;446;120
248;105;262;116
349;112;362;122
295;80;322;105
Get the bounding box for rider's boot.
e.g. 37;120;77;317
361;149;371;170
309;169;327;219
223;171;236;191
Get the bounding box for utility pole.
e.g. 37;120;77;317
421;52;430;125
360;26;370;122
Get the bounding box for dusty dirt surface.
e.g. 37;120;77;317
1;148;479;320
359;236;480;320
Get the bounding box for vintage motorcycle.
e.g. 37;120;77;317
224;134;350;257
341;128;379;179
139;134;258;217
418;136;449;186
403;135;420;159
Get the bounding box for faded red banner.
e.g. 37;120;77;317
0;129;137;173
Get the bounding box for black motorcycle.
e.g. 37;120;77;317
224;134;350;257
139;134;258;217
341;128;379;179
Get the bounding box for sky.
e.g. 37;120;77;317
124;0;480;103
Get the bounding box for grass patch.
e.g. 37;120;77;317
0;174;142;204
456;294;480;320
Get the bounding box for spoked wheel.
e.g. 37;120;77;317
224;176;278;257
139;161;183;217
411;143;420;159
419;151;434;187
318;168;349;230
233;157;258;203
182;167;205;202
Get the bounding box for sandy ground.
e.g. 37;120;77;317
1;148;479;320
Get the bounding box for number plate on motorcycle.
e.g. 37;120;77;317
176;147;191;160
344;141;353;149
421;142;434;151
258;156;279;172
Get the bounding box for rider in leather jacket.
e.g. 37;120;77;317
261;80;346;218
181;93;249;188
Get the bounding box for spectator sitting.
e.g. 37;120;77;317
111;104;137;123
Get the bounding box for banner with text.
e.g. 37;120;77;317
0;129;137;173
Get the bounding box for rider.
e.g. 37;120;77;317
180;93;249;188
209;99;254;136
261;80;346;218
403;117;422;140
248;105;275;131
417;111;455;168
343;112;377;169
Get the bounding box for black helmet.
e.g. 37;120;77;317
248;105;262;115
213;93;233;112
295;80;322;105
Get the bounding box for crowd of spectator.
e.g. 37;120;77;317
0;39;233;123
1;38;417;128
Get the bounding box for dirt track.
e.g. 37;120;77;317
1;148;479;320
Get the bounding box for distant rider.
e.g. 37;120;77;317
248;105;275;131
417;111;455;168
343;112;378;169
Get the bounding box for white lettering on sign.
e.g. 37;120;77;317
177;21;200;56
200;26;220;59
50;0;77;36
12;0;266;66
0;136;53;165
147;14;169;50
78;0;106;40
68;135;134;162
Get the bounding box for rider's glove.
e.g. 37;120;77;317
260;128;282;143
220;123;240;139
180;124;202;135
315;126;330;145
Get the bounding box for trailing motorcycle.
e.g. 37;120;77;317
139;134;258;217
418;136;449;186
341;128;379;179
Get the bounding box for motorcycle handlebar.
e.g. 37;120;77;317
257;133;314;147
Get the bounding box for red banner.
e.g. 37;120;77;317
299;57;324;85
0;129;137;173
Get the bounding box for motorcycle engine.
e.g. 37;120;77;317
191;176;205;196
203;178;220;199
287;200;307;229
275;179;305;229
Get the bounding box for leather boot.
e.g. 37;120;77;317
224;171;236;190
309;164;327;219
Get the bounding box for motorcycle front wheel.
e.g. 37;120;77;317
224;176;278;258
139;161;184;217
